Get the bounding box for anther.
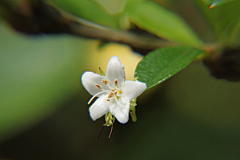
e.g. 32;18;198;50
108;92;114;98
102;79;109;85
95;84;102;89
105;98;110;101
114;79;118;86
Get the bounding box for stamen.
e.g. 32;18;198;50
102;79;109;85
105;98;110;101
88;90;107;104
95;84;102;89
108;92;114;98
114;79;118;86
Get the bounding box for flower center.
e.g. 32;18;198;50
106;89;121;101
88;79;124;107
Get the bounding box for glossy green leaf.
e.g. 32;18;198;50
135;46;203;90
127;1;203;48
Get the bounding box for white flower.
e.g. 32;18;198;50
81;56;147;124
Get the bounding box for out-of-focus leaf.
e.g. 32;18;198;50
0;24;90;143
201;0;234;8
201;0;214;5
127;1;203;48
95;0;126;15
209;0;235;9
125;0;145;7
194;0;240;39
135;46;203;90
220;16;240;47
49;0;124;29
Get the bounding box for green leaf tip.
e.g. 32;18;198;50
99;67;105;76
135;46;203;90
209;0;235;9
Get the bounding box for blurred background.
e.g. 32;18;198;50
0;0;240;160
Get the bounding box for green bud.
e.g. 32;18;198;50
103;112;115;126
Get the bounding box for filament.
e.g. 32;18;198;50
88;90;107;104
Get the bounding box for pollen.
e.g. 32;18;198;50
95;84;102;89
102;79;109;85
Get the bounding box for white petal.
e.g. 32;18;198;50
106;56;125;87
109;97;130;124
81;71;110;95
121;80;147;101
89;96;110;121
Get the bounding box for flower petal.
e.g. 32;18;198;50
106;56;125;87
121;80;147;101
81;71;110;95
109;97;130;124
89;96;110;121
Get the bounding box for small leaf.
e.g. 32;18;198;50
201;0;234;8
209;0;235;9
194;0;240;39
220;16;240;47
201;0;214;6
127;1;203;48
135;46;203;90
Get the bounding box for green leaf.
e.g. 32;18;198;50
220;16;240;47
209;0;235;9
201;0;214;6
194;0;240;39
135;46;203;90
94;0;126;15
201;0;235;8
0;24;90;142
49;0;124;29
127;1;203;48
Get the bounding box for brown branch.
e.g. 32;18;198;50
0;0;179;54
